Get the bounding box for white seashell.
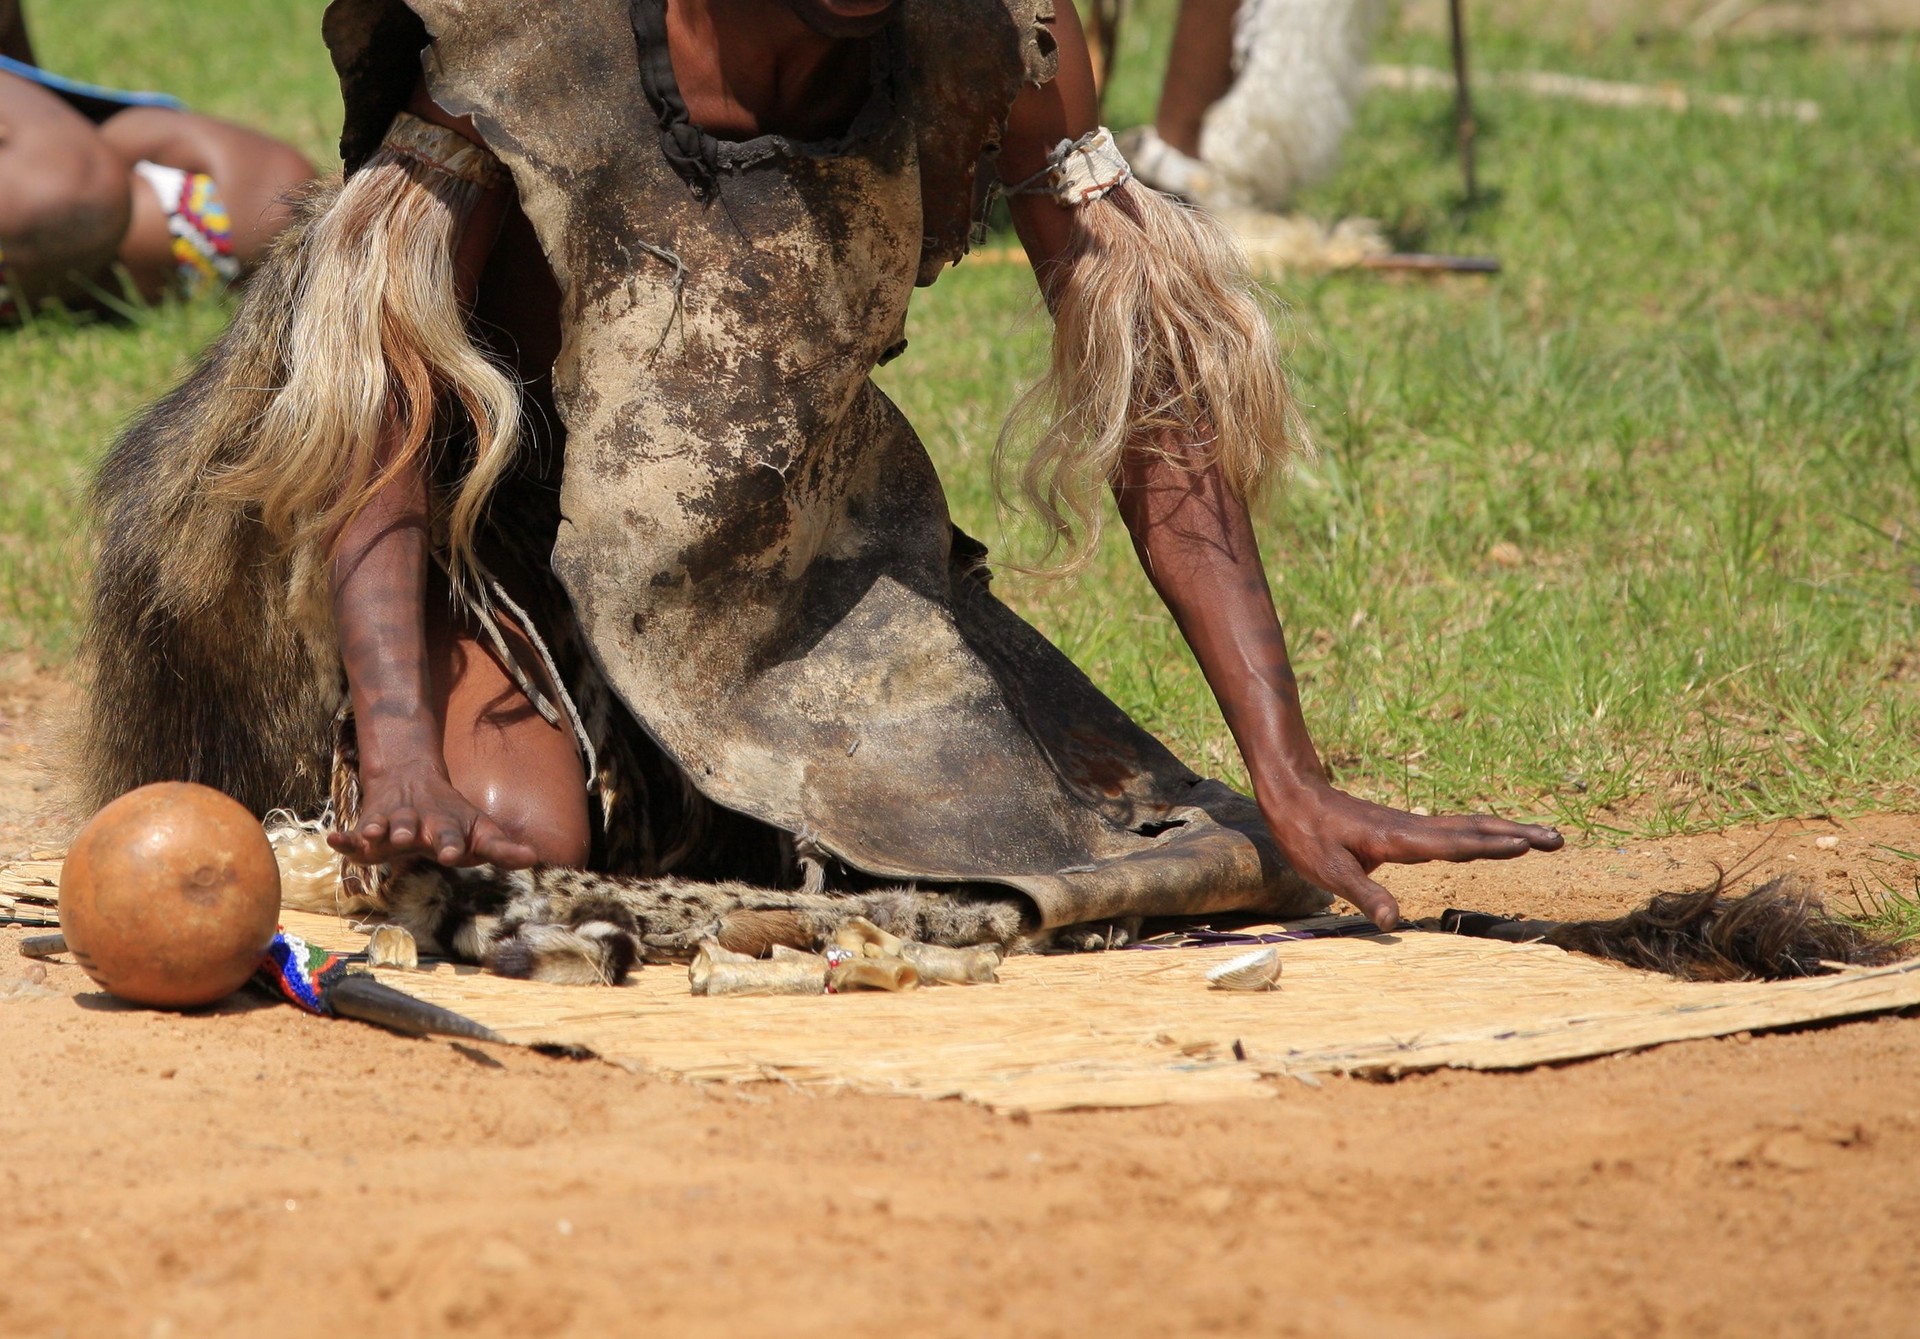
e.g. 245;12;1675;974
1206;946;1281;991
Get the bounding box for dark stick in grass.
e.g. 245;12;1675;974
1360;252;1500;274
1449;0;1478;201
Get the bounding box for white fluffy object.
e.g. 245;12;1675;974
264;808;374;916
1198;0;1386;212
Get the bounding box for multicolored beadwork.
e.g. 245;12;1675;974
133;160;242;296
254;929;350;1016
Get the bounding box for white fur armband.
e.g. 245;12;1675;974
1005;126;1133;206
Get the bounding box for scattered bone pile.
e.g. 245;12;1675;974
689;916;1003;997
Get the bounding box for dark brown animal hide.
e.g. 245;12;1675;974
1438;875;1904;982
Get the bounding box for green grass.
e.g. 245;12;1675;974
0;0;334;659
1840;840;1920;946
3;0;1916;841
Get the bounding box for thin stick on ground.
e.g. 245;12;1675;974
1369;64;1822;122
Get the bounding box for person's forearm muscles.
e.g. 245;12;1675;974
324;89;527;865
330;444;440;783
331;116;501;773
1112;447;1563;931
1114;445;1322;798
992;12;1563;924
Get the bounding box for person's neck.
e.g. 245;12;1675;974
665;0;879;142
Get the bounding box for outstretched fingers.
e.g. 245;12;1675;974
1470;814;1564;851
385;807;423;851
1385;814;1562;865
328;815;404;866
418;808;470;866
326;782;537;870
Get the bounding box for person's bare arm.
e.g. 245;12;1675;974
996;6;1559;928
325;426;539;869
97;108;314;267
326;85;537;869
1106;443;1560;929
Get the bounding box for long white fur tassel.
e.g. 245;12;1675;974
999;183;1306;570
1199;0;1387;212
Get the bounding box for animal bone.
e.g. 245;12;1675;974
898;941;1001;984
833;915;906;958
828;957;919;993
365;923;420;970
690;943;826;996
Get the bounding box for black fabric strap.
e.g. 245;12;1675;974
630;0;720;198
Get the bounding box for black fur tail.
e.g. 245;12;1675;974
1444;876;1904;982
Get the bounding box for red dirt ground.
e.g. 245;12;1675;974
3;666;1916;1338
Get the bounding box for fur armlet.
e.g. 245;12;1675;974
1003;126;1132;207
996;183;1308;569
376;111;508;192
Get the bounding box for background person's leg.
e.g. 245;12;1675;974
1153;0;1240;157
98;106;314;268
0;69;130;306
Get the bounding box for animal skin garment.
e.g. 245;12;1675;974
320;0;1328;929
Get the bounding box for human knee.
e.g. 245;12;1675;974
100;108;316;257
489;785;592;869
458;752;592;869
0;131;130;283
530;820;592;871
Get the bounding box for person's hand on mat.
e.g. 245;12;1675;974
329;764;539;869
1110;442;1562;933
1254;780;1563;931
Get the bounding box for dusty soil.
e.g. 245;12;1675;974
3;671;1918;1338
0;656;80;858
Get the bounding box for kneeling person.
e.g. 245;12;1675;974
80;0;1559;977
